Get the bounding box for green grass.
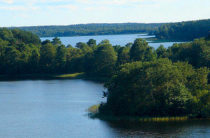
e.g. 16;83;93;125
55;72;84;79
0;72;85;80
138;116;188;122
88;104;100;114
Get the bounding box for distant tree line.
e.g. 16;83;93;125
155;19;210;41
0;28;209;118
10;23;163;37
7;19;210;42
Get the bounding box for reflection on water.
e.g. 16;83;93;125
106;120;210;137
0;79;209;138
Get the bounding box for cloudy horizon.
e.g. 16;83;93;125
0;0;210;27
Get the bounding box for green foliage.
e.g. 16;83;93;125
40;43;56;73
156;45;168;58
0;28;210;119
89;42;117;77
168;38;210;68
155;19;210;41
100;59;209;117
52;37;62;46
130;38;157;62
87;39;96;47
0;28;41;45
55;45;67;72
117;47;130;65
13;23;163;37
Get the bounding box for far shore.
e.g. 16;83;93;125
0;73;108;83
145;37;189;43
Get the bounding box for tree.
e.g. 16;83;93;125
55;45;67;72
90;43;117;77
117;47;130;65
3;47;21;74
87;39;96;47
40;43;56;73
66;47;83;73
42;40;51;45
76;42;92;54
130;38;156;61
99;39;110;45
155;19;210;41
11;29;41;45
100;59;209;117
28;47;40;73
156;45;168;58
52;37;62;46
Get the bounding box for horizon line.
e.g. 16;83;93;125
2;18;210;28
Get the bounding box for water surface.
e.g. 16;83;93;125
41;34;182;49
0;79;209;138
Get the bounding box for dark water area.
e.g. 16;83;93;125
0;79;209;138
41;34;182;49
106;120;210;137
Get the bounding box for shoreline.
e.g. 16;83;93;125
0;73;84;81
0;73;108;83
39;32;150;38
90;112;210;123
145;37;189;43
88;105;210;122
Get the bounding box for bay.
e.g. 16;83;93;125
0;79;209;138
41;34;182;49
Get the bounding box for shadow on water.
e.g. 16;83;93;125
0;79;209;137
102;119;210;137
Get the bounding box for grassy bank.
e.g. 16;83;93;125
55;73;84;79
0;72;85;81
0;73;109;84
88;104;210;122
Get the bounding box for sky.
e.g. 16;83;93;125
0;0;210;27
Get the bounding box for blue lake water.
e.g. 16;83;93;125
0;79;210;138
41;34;182;49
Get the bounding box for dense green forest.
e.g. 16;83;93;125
155;19;210;41
8;19;210;42
10;23;163;37
0;28;209;118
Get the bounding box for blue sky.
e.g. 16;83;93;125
0;0;210;27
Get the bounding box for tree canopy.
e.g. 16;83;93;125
155;19;210;41
11;23;163;37
100;59;209;117
0;28;209;118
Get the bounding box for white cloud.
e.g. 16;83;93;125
0;0;180;6
0;0;14;4
0;5;24;10
0;5;39;11
75;0;180;5
47;4;77;10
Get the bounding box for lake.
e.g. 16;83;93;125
41;34;182;49
0;79;210;138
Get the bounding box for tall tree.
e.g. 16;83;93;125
40;43;56;73
87;39;96;47
90;43;117;77
130;38;156;61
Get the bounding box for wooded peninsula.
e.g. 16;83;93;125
0;27;209;119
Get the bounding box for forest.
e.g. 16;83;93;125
155;19;210;41
0;28;209;118
11;23;163;37
8;19;210;42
